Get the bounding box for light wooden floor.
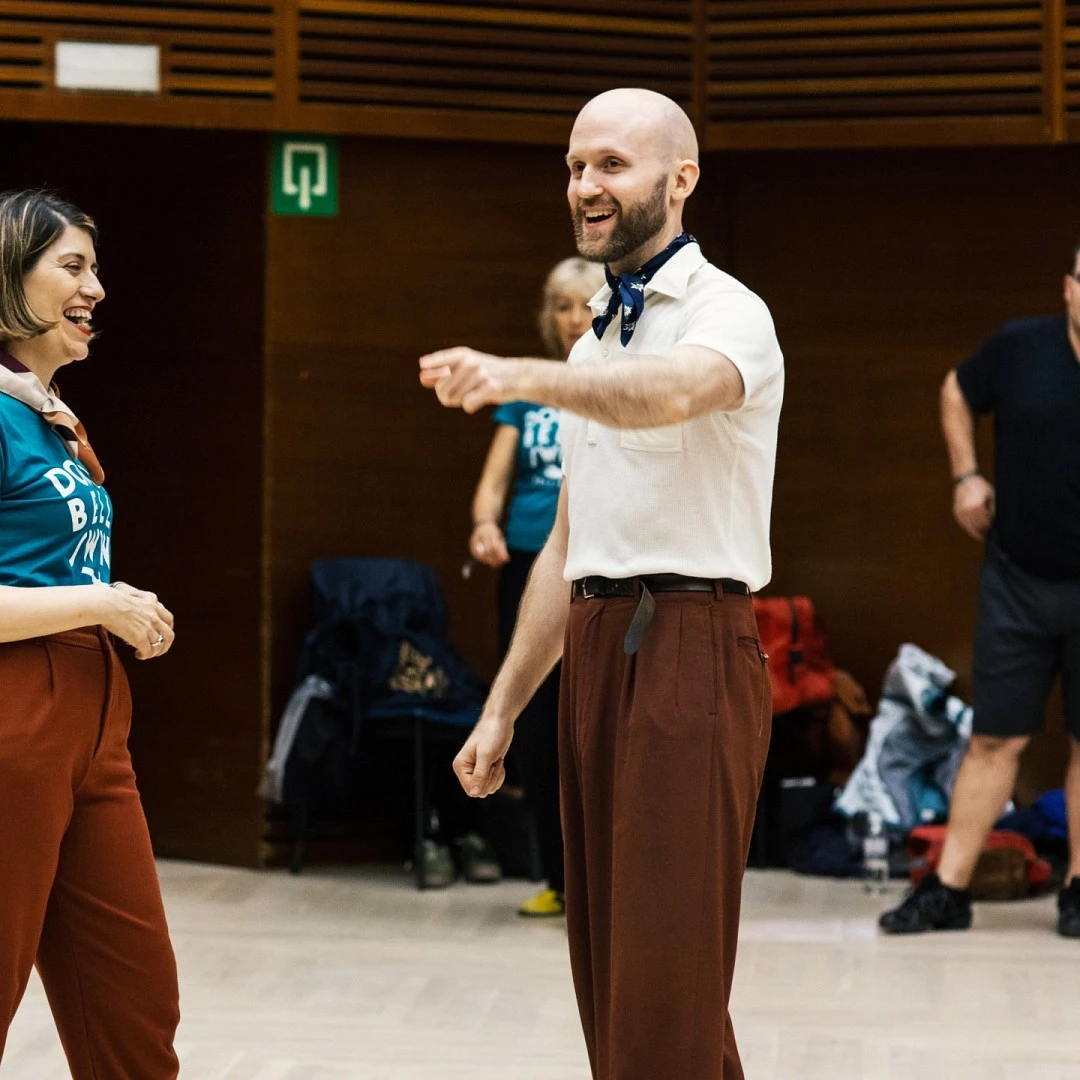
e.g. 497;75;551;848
4;862;1079;1079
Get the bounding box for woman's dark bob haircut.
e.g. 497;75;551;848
0;189;97;344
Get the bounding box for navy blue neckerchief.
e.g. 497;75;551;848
592;232;697;347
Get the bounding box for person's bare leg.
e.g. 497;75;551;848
937;734;1029;889
1063;737;1080;884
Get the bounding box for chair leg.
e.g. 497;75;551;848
414;714;425;889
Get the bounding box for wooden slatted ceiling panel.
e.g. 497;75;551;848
0;1;275;101
297;1;693;126
708;1;1045;133
1066;2;1080;118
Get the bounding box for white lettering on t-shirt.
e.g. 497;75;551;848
45;467;77;497
521;407;562;486
68;498;87;531
63;460;93;488
39;458;113;578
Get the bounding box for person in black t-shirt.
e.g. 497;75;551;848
882;242;1080;939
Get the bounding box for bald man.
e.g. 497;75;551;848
420;88;784;1080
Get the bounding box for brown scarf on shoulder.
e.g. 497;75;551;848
0;351;104;484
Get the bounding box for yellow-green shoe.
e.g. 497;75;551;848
518;888;565;918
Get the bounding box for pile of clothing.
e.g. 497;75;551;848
835;643;972;830
787;643;971;878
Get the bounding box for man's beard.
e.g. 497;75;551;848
572;173;669;267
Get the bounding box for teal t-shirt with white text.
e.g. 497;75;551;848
0;392;113;587
492;400;561;553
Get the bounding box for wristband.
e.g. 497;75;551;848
952;470;980;487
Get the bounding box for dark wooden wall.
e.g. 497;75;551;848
2;121;268;864
702;145;1079;799
265;137;1077;841
263;138;575;725
8;122;1073;869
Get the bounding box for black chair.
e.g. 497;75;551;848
289;557;485;886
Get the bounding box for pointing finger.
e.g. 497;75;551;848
419;348;466;370
419;365;450;387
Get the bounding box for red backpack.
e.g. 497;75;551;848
753;597;834;716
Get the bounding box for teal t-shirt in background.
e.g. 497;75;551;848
492;400;561;553
0;392;113;587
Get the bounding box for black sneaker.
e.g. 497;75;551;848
879;873;972;935
1057;877;1080;938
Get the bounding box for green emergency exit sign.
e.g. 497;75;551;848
271;134;338;216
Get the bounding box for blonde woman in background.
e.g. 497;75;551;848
468;257;604;916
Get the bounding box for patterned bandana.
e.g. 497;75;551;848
0;352;104;484
592;232;697;347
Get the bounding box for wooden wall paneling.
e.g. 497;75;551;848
274;0;302;128
706;0;1054;150
1065;0;1080;134
262;135;581;860
1045;0;1066;141
696;143;1079;796
2;121;268;865
0;0;278;129
293;0;694;144
0;0;1079;151
262;137;1080;862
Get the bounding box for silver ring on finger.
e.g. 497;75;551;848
151;634;165;648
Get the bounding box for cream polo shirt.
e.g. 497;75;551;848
560;242;784;592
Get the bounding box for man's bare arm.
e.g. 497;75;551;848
487;486;571;720
941;369;996;542
453;483;572;797
514;344;745;426
940;369;979;478
420;344;745;427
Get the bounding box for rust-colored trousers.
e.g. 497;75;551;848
560;589;772;1080
0;627;180;1078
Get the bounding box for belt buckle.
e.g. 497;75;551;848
579;577;598;600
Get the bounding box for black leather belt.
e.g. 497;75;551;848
572;574;751;656
573;574;749;599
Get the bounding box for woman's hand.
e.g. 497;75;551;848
100;582;176;659
470;521;510;567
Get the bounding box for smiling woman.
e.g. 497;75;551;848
0;194;100;346
0;189;182;1079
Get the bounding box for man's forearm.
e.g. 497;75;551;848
940;372;979;477
511;349;743;428
484;539;570;723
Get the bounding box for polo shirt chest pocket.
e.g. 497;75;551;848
619;423;683;453
579;323;684;453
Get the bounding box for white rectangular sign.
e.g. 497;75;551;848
55;41;161;94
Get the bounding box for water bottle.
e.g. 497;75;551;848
862;812;889;894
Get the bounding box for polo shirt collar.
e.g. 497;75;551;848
587;240;705;314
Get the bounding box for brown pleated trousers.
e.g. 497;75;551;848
560;588;772;1080
0;627;180;1078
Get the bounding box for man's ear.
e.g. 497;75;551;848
672;159;700;204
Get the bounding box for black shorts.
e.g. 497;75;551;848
972;534;1080;739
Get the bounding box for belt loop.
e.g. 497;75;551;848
712;578;725;602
